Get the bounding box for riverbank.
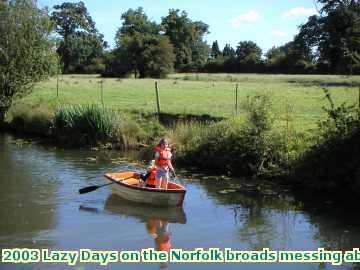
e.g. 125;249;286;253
3;92;360;197
2;74;359;196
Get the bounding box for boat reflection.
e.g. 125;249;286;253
104;194;187;224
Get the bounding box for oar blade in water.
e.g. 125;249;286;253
79;185;99;194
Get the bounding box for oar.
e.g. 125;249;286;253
170;170;178;183
79;176;133;194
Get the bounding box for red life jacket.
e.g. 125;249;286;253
156;234;171;252
154;146;172;167
146;167;157;186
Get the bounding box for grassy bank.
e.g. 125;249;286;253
6;93;305;177
13;73;359;131
3;73;360;194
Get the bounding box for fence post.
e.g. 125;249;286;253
235;83;238;116
56;72;59;98
285;94;290;144
155;81;161;117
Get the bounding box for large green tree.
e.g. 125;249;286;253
51;1;107;73
161;9;210;70
235;41;262;72
236;41;262;64
0;0;54;124
265;46;286;68
298;0;360;73
265;35;315;74
108;8;175;78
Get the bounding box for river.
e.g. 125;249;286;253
0;133;359;270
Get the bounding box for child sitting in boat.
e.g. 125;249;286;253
140;160;157;188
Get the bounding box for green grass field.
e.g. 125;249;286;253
13;73;360;131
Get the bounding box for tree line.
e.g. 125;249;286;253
49;1;360;77
51;4;211;77
205;0;360;75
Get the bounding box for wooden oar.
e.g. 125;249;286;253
169;170;178;185
79;176;133;194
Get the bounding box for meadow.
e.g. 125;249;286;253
11;73;360;131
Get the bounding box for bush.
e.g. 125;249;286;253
8;104;53;136
291;89;360;191
169;94;292;177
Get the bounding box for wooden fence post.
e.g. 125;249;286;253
235;83;239;116
56;72;59;98
155;81;161;117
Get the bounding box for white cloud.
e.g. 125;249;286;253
283;7;317;19
229;10;260;28
271;30;286;37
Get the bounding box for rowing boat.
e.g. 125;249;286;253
104;171;186;207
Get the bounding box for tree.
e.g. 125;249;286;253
298;0;360;73
235;41;263;72
264;37;315;74
236;41;262;64
106;8;175;78
317;0;356;13
0;0;54;124
51;1;107;73
137;36;175;78
161;9;210;70
211;41;221;59
223;44;236;58
265;47;286;68
116;7;160;38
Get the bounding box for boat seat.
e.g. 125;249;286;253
123;178;141;186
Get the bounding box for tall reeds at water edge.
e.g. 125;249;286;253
54;104;117;145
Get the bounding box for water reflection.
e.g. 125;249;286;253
104;195;186;268
105;195;186;239
146;219;172;252
0;134;58;248
193;175;360;268
104;195;187;224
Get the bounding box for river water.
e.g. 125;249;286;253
0;133;359;270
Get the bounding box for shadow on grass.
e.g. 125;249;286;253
156;112;223;127
286;78;359;88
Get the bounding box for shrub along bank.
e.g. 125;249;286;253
290;91;360;193
4;92;360;195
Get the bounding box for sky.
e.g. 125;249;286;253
37;0;320;54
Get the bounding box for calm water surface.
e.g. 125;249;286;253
0;133;359;270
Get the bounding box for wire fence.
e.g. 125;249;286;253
49;74;360;130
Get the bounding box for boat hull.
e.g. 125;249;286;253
104;171;186;207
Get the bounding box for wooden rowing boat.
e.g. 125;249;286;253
104;171;186;207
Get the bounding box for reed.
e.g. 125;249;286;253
54;104;117;145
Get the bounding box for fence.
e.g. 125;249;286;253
48;74;360;130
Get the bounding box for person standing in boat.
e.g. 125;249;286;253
154;138;175;189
